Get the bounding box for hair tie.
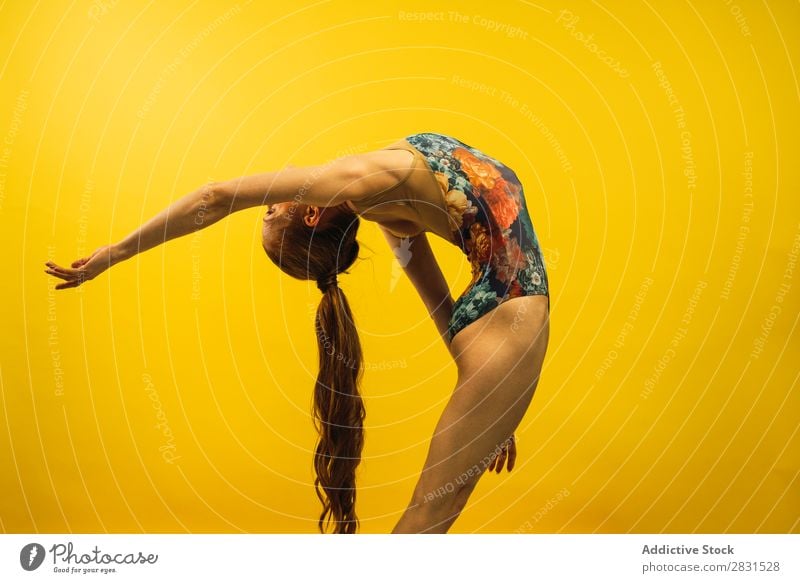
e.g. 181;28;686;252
316;272;338;292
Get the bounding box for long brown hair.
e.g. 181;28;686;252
263;203;365;534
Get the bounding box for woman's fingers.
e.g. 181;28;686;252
44;268;77;281
44;254;100;291
485;435;517;474
506;439;517;472
495;448;507;473
45;261;80;276
44;261;89;290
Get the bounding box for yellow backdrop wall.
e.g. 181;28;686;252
0;0;797;533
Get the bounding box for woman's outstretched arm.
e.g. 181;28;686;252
43;150;412;290
44;181;223;289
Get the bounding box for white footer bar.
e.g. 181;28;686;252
1;534;797;582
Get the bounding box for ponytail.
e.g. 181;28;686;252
261;203;364;533
312;281;365;534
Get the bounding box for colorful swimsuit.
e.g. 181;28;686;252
354;132;550;342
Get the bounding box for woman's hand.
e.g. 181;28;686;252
487;433;516;473
44;244;118;290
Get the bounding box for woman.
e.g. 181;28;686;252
44;132;551;534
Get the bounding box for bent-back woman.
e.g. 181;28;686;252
45;132;551;534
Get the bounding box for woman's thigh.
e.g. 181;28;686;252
409;296;550;512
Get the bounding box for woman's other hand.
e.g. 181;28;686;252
487;433;516;473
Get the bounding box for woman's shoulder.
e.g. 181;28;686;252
344;145;419;207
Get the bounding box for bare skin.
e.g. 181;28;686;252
391;294;549;533
43;143;548;533
375;222;548;533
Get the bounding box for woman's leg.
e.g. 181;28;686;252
392;295;550;533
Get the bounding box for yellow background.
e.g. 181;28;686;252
1;0;798;533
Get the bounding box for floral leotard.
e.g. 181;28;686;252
352;132;551;342
400;133;550;342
